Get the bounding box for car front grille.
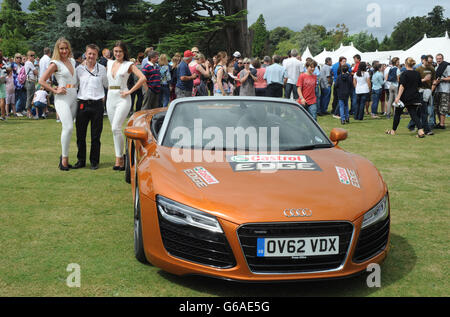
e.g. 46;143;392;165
353;215;390;263
158;213;236;269
237;222;354;274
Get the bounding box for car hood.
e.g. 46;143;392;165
143;147;387;225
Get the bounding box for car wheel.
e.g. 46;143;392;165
125;139;131;184
134;178;148;264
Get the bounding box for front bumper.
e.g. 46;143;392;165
140;195;390;282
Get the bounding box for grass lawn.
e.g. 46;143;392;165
0;109;448;297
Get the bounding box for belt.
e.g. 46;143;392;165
78;99;103;105
65;84;76;89
109;86;121;90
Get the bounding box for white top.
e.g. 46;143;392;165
282;57;304;85
39;54;51;80
50;58;77;88
107;60;133;91
354;72;371;94
25;61;37;82
34;89;48;104
76;63;108;100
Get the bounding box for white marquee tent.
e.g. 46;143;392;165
313;32;450;65
301;46;314;61
398;32;450;64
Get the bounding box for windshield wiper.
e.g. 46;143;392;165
282;144;333;151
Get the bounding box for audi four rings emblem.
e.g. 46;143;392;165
283;208;313;217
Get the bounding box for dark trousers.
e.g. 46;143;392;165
332;83;338;114
393;105;422;132
354;93;368;120
266;83;283;98
284;83;299;99
407;93;431;133
76;99;104;165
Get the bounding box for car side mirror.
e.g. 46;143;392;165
330;128;348;146
124;127;149;146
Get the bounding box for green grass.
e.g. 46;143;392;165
0;110;449;297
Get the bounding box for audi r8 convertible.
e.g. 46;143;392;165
124;97;390;282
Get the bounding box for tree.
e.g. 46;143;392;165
249;14;268;58
0;0;29;56
320;24;349;51
223;0;250;56
268;27;295;55
345;31;379;52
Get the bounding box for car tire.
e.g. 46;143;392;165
125;139;131;184
134;179;148;264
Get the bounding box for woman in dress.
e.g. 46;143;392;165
39;37;78;171
106;41;146;170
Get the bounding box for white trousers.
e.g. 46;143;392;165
55;91;78;157
107;91;132;158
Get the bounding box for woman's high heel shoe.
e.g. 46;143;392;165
59;156;70;171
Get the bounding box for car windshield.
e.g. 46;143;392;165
161;100;332;151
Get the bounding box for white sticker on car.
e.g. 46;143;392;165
336;166;360;188
193;167;219;185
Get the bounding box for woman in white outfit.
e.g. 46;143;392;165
39;38;78;171
107;41;146;170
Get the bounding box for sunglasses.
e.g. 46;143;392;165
244;62;250;64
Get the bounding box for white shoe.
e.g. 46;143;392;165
15;113;23;117
56;119;61;123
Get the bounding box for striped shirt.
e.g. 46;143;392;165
142;62;161;93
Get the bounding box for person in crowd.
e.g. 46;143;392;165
176;50;197;99
39;48;51;80
264;55;288;98
253;58;267;97
73;44;108;170
131;52;145;112
39;38;78;171
331;56;352;118
169;53;181;101
192;53;211;96
5;66;17;117
141;47;154;68
233;57;244;95
214;51;231;96
239;58;257;96
74;51;83;67
319;57;333;115
408;55;435;135
297;59;318;120
39;48;52;117
0;58;6;121
262;56;272;68
349;54;362;115
158;54;171;106
142;50;161;110
384;57;401;119
386;58;425;138
335;65;353;125
433;53;450;129
11;54;25;117
106;41;146;171
371;64;384;118
31;86;49;120
98;48;111;67
305;57;321;109
283;49;304;100
25;51;39;118
353;62;371;120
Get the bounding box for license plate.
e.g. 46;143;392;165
257;236;339;257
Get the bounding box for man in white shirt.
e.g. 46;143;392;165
39;48;51;80
282;49;304;99
74;44;108;170
25;51;38;118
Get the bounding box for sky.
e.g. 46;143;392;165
8;0;448;39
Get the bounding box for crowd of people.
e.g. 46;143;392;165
0;39;449;170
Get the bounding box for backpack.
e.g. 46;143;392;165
17;66;29;86
387;67;398;83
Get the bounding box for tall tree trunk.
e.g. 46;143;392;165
223;0;250;57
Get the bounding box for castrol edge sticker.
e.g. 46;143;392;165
227;155;322;172
184;167;219;188
336;166;360;188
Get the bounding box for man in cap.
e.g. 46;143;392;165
175;50;198;99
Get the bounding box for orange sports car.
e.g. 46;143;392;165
124;97;390;282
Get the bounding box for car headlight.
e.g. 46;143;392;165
361;194;389;229
156;196;223;233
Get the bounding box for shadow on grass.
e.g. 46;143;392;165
156;233;416;297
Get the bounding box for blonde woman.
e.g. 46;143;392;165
39;38;78;171
107;41;146;170
159;54;171;107
214;51;230;96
